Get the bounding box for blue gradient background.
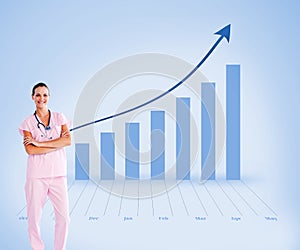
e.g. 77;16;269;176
1;1;299;249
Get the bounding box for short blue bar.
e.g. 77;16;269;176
201;82;216;180
226;65;241;180
125;123;140;179
75;143;89;180
101;132;115;180
176;97;190;180
151;111;165;179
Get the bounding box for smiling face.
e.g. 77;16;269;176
32;86;50;110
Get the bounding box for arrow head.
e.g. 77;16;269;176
214;24;231;43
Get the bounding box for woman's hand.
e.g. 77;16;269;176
22;130;57;155
23;136;40;147
61;130;70;138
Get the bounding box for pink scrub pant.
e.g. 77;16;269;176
25;176;70;250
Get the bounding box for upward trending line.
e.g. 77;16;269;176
70;24;231;132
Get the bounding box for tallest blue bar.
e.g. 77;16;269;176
226;65;240;180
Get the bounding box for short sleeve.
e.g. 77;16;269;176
57;113;72;128
19;119;30;136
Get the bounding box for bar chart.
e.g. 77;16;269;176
74;64;240;184
49;27;277;221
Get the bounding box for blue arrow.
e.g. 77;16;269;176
70;24;231;131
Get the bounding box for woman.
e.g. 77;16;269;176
19;82;71;250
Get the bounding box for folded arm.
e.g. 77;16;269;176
23;124;71;155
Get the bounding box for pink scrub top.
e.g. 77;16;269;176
19;112;69;179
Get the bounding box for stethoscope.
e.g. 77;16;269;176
34;110;52;139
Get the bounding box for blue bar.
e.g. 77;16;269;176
101;132;115;180
201;83;216;180
151;111;165;179
125;123;140;179
226;65;241;180
75;143;89;180
176;98;190;180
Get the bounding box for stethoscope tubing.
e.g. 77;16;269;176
34;110;52;139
